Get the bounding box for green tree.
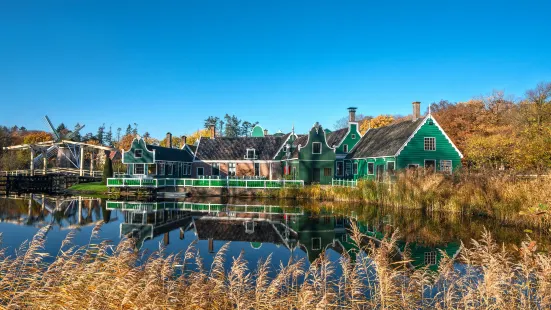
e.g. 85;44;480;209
102;156;114;185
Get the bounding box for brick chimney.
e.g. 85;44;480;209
166;132;172;148
209;124;216;139
412;102;421;120
263;129;268;136
348;107;357;122
181;135;187;147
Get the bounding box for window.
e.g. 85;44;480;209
424;137;436;151
212;163;220;175
336;161;344;176
244;221;254;234
134;149;143;158
341;234;348;242
387;162;395;174
324;168;332;176
351;134;356;140
345;162;351;176
197;167;204;176
353;162;358;175
158;162;165;176
246;149;256;159
254;162;260;176
183;163;191;175
134;164;145;175
312;142;322;154
424;251;437;265
291;167;297;179
440;160;452;174
166;163;173;175
367;162;374;175
228;163;236;176
312;238;322;250
425;160;436;173
343;144;349;153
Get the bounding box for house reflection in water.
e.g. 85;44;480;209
108;201;460;269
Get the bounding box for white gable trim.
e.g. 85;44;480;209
297;123;336;154
393;115;463;158
272;133;297;160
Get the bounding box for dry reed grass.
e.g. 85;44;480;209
0;223;549;309
272;172;551;230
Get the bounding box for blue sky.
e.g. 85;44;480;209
1;0;550;138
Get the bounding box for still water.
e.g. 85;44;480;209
0;194;549;271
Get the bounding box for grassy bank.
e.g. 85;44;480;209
268;172;551;227
67;182;107;195
1;224;550;309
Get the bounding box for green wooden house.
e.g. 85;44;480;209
344;102;463;181
122;134;194;178
329;107;363;178
280;122;336;184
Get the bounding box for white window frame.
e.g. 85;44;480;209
424;159;436;170
134;149;143;158
367;162;375;175
228;162;236;176
312;237;322;251
312;142;322;154
424;251;437;265
424;137;436;151
254;162;260;176
212;163;220;176
343;144;349;153
351;134;356;140
244;221;254;234
246;148;256;159
387;161;395;173
345;161;352;176
336;161;344;176
353;162;358;175
197;167;204;176
440;160;453;174
158;162;165;176
134;164;145;175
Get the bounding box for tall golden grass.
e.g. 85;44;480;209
271;172;551;229
1;223;550;309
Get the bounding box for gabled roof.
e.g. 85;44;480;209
194;219;287;244
326;127;348;147
147;144;194;162
290;135;308;158
194;134;290;161
345;118;424;159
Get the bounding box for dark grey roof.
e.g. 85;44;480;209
147;144;194;162
326;127;347;147
194;219;285;244
195;134;290;161
290;135;308;158
345;119;424;159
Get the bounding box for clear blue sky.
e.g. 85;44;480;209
1;0;550;138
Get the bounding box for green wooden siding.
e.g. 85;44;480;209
296;124;336;184
346;156;396;180
123;138;155;164
335;123;361;155
396;119;462;171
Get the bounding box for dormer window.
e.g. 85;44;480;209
246;148;256;159
312;142;322;154
134;149;143;158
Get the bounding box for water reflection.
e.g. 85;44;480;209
0;195;548;270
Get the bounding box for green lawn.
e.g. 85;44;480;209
68;182;107;194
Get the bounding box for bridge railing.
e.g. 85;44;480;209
107;177;304;189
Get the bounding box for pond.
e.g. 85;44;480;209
0;194;549;272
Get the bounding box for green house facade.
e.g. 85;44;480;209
122;135;194;178
344;113;463;181
281;122;336;184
